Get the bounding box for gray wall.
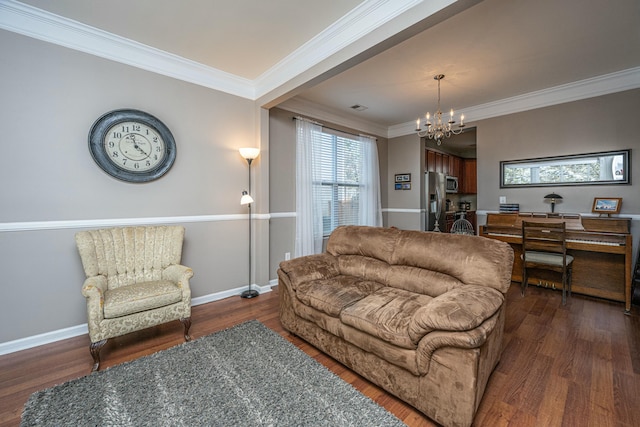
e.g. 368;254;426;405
386;133;424;230
0;30;265;343
476;89;640;215
268;108;389;277
268;108;297;276
476;89;640;268
385;89;640;221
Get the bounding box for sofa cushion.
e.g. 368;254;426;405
279;253;340;291
327;225;400;264
336;255;390;285
340;287;433;349
390;229;514;293
104;280;183;319
386;264;463;297
295;276;384;317
408;285;504;341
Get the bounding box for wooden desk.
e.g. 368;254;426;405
481;213;632;313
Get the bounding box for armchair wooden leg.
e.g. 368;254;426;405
90;339;107;372
180;317;192;342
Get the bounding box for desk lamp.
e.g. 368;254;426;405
544;193;562;213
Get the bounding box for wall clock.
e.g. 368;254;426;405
88;109;176;182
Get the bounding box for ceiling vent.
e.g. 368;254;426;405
350;104;368;111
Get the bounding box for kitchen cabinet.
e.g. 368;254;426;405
441;153;450;175
450;156;460;178
435;152;443;173
425;149;475;194
426;149;459;176
461;159;477;194
445;212;456;233
426;150;436;172
467;211;477;234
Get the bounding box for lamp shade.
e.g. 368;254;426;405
240;190;254;205
544;193;562;200
239;147;260;160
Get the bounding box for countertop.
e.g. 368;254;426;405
446;210;475;214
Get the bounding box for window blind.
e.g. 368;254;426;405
313;129;363;236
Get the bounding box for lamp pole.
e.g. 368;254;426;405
240;148;260;299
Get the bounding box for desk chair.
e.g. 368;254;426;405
521;221;574;305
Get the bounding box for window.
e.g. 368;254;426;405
500;150;630;188
295;117;380;257
314;130;363;236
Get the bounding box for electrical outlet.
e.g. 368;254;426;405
284;252;290;261
499;196;506;204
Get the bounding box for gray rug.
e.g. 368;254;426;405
21;320;406;426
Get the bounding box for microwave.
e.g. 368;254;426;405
445;175;459;193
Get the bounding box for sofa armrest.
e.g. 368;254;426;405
408;285;503;343
81;275;107;299
81;275;107;338
278;253;339;290
162;264;194;286
163;264;193;308
415;308;502;375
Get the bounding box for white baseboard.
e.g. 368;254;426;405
0;283;274;356
0;324;90;356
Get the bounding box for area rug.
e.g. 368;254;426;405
21;320;406;426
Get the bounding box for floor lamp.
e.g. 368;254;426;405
240;148;260;299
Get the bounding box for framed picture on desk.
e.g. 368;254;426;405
592;197;622;214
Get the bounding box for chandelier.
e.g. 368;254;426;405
415;74;465;145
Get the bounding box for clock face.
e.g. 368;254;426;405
104;121;166;172
89;109;176;182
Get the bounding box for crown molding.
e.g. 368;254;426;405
253;0;427;99
279;97;389;138
0;0;427;102
0;0;255;98
389;67;640;138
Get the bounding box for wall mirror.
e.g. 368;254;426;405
500;149;630;188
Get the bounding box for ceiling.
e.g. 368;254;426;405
8;0;640;139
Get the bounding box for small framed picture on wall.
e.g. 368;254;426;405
394;182;411;190
395;173;411;183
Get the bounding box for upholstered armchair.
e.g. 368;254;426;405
75;226;193;371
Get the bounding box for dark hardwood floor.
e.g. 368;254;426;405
1;284;639;426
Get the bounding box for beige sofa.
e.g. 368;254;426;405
278;226;514;427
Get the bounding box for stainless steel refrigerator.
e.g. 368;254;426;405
424;172;446;232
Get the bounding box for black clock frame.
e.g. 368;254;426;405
88;109;176;183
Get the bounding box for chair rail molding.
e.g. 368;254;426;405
0;213;272;233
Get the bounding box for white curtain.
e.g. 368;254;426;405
295;119;324;257
359;134;383;227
